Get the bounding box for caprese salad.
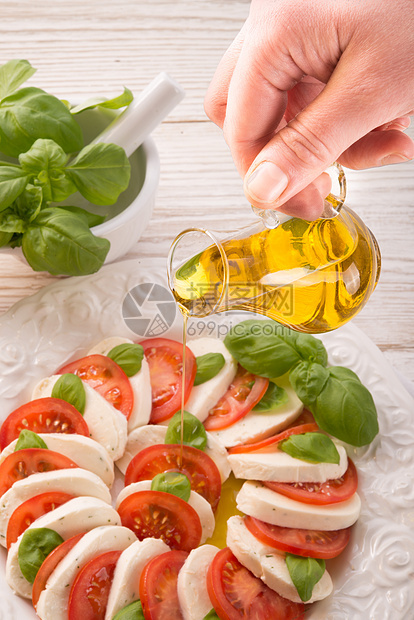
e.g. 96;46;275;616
0;319;378;619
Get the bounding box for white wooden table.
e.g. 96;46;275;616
0;0;413;381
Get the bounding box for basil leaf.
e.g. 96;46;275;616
18;528;64;583
58;205;106;228
280;432;340;464
289;361;330;407
22;207;110;276
164;411;208;451
113;600;145;620
66;142;130;206
14;429;48;451
253;382;288;412
0;208;27;234
51;373;85;414
0;165;30;212
203;610;220;620
70;87;134;114
194;352;225;386
285;554;325;602
14;184;43;222
293;334;328;367
151;472;191;502
107;343;144;377
0;230;12;247
0;59;36;100
0;87;83;157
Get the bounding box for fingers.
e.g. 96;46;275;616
338;128;414;170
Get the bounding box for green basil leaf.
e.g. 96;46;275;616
285;554;325;602
107;343;144;377
58;205;106;228
0;59;36;100
14;184;43;222
0;208;27;233
164;410;208;451
151;472;191;502
293;334;328;367
203;610;220;620
113;600;145;620
51;373;85;414
0;87;83;157
18;528;64;583
0;230;12;247
253;382;288;412
70;87;133;114
66;142;130;206
0;164;30;212
22;207;110;276
289;361;330;407
14;429;48;451
194;352;225;386
280;432;340;464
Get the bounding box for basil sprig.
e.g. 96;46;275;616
165;411;208;451
113;600;145;620
253;382;288;412
285;554;325;602
107;343;144;377
14;429;48;451
18;528;64;583
194;352;225;386
279;432;340;464
151;472;191;502
52;373;86;414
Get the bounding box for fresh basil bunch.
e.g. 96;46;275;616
0;59;133;276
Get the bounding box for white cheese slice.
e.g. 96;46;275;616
87;337;152;432
177;544;219;620
226;516;333;604
105;537;170;620
116;480;215;544
32;375;127;460
228;443;348;483
35;525;136;620
0;433;114;487
0;468;112;546
236;481;361;531
115;423;231;483
184;337;238;423
6;497;120;598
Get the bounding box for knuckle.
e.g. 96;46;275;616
279;119;335;168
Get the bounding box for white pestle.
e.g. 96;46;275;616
90;72;185;157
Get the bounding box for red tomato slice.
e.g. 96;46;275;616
0;397;89;451
124;443;221;511
58;354;134;419
203;365;269;431
245;516;352;559
32;532;85;609
0;448;79;498
68;550;122;620
6;491;75;548
140;338;197;424
118;490;202;552
207;547;305;619
264;458;358;505
139;549;188;620
228;422;319;454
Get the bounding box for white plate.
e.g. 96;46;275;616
0;258;413;620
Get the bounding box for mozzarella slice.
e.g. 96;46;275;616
236;481;361;531
0;433;114;487
208;381;303;448
115;423;231;483
116;480;215;544
0;468;112;546
184;337;238;423
6;497;120;598
226;516;333;604
32;375;127;460
177;544;219;620
105;538;170;620
87;337;152;432
35;525;136;620
228;443;348;483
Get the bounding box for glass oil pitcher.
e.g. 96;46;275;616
167;164;381;334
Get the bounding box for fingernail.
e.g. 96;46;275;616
380;153;411;166
245;161;289;204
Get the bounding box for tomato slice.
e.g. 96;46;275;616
139;549;188;620
140;338;197;424
32;532;85;609
245;516;351;559
124;443;221;511
68;550;122;620
58;354;134;419
0;397;89;451
118;490;202;552
228;419;319;454
6;491;75;548
203;365;269;431
0;448;79;498
264;458;358;505
207;547;305;619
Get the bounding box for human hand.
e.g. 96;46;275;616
205;0;414;218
